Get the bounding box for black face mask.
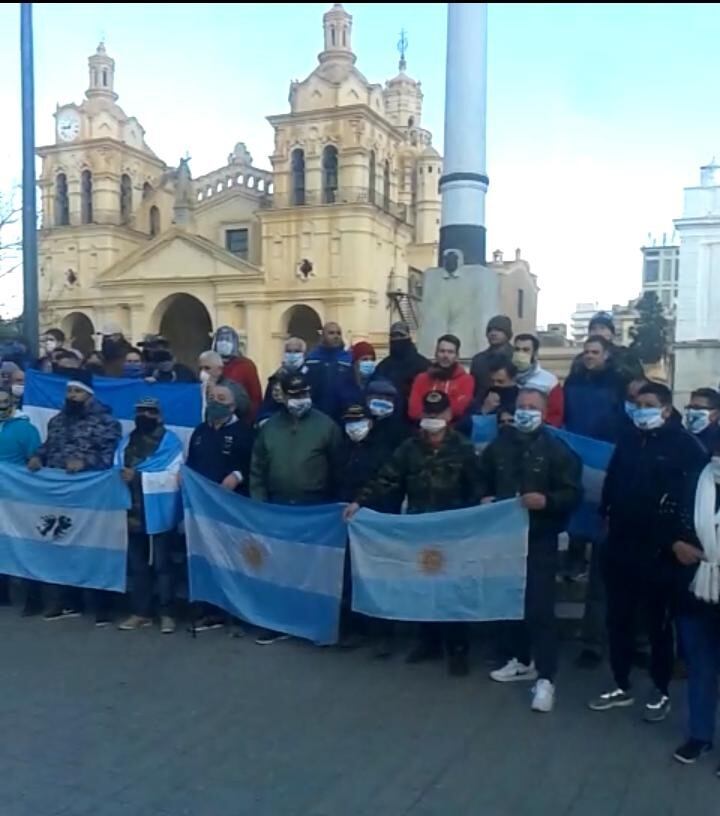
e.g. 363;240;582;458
389;338;412;357
135;415;159;434
432;363;455;381
64;398;85;415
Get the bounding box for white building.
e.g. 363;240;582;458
673;159;720;405
641;238;679;313
570;302;604;343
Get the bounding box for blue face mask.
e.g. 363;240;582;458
685;408;711;435
633;407;665;431
624;400;636;419
358;360;376;378
283;352;304;371
368;398;394;418
514;408;542;433
122;362;144;378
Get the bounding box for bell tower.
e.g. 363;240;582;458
86;41;117;101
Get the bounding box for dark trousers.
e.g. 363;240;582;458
511;533;559;680
44;584;113;617
604;558;674;694
127;532;174;617
678;614;720;744
420;622;469;656
581;539;607;652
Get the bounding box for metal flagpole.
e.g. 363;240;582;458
20;2;39;358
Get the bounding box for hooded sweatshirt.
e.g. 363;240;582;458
408;363;475;421
0;411;41;465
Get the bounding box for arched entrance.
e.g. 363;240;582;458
155;294;212;369
61;312;95;357
286;304;322;350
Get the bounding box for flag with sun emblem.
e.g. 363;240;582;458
181;467;347;644
349;499;529;622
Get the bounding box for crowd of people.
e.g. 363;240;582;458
0;311;719;775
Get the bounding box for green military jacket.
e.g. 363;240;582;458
357;429;481;514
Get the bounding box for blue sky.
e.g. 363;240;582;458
1;3;719;323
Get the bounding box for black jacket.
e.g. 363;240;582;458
563;365;626;443
469;342;514;400
695;422;720;456
602;413;708;560
372;339;429;410
478;427;583;537
337;416;410;512
186;417;255;495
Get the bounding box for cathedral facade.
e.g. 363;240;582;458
37;4;536;375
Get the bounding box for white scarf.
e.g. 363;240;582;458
691;463;720;603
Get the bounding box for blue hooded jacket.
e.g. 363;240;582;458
304;345;353;421
0;412;41;465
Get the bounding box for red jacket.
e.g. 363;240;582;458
546;384;564;428
408;365;475;421
223;356;262;419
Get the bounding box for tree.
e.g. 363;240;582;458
629;291;670;364
0;188;22;318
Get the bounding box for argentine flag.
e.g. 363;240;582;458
349;500;529;622
115;429;184;535
24;370;202;451
0;463;130;591
181;468;347;644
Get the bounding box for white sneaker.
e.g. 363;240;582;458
531;679;555;713
489;658;539;683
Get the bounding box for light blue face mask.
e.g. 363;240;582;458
514;408;542;433
685;408;711;435
624;400;636;419
283;352;304;371
368;398;394;418
633;407;664;431
358;360;376;378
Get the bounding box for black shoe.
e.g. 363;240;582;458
673;739;713;765
405;642;443;664
43;608;80;621
574;649;603;670
448;652;470;677
643;691;671;723
255;629;291;646
373;637;394;659
94;616;112;628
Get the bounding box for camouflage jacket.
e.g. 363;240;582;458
37;398;122;471
356;429;481;514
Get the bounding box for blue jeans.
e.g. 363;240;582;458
127;532;174;617
678;614;720;744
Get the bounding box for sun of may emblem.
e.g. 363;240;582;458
418;547;444;575
241;536;265;570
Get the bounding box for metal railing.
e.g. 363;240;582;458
269;187;411;224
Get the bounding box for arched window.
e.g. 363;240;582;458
120;174;132;223
102;69;108;87
368;150;376;205
149;205;160;237
81;170;93;224
55;173;69;226
142;181;153;200
331;26;336;46
342;29;346;47
322;145;338;205
383;160;391;211
291;149;306;206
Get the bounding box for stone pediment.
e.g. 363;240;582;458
95;228;263;286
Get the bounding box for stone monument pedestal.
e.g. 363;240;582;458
417;263;499;360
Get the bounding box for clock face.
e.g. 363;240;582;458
57;111;81;142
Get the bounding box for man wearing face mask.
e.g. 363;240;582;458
512;334;564;428
373;322;429;415
116;399;184;635
258;337;309;424
408;334;475;423
140;335;196;385
121;348;146;379
589;382;708;721
365;379;408;447
37;329;66;373
250;372;342;644
197;351;250;420
212;326;262;420
684;388;720;454
479;389;582;713
304;322;353;422
345;391;481;676
339;341;377;412
27;370;122;623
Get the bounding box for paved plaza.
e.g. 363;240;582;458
1;610;717;816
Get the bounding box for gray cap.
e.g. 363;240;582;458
389;321;411;339
135;396;160;410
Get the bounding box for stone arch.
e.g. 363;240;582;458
284;304;322;351
61;312;95;357
153;293;212;369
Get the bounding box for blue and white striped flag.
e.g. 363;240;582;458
115;429;184;535
471;415;498;450
24;370;202;452
547;428;613;541
0;462;130;591
181;467;347;644
349;500;529;622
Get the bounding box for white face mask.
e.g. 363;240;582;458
345;420;371;442
215;340;234;357
514;408;543;433
711;456;720;484
685;408;711;435
199;370;211;385
11;384;24;398
633;407;665;431
287;397;312;418
420;417;447;433
283;351;305;371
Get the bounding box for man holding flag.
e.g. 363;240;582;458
344;390;481;676
116;398;184;635
483;388;583;713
